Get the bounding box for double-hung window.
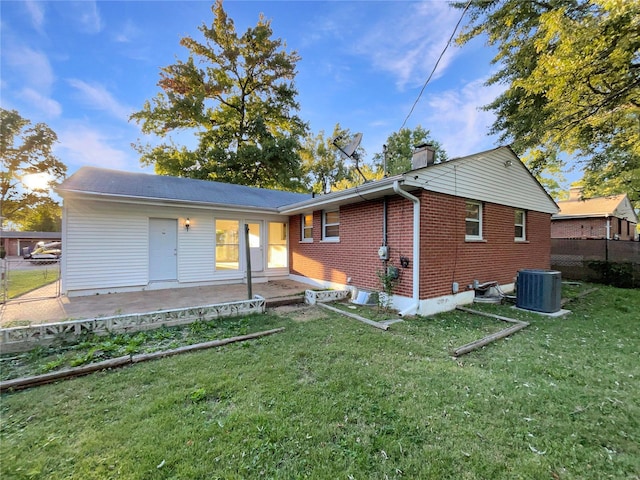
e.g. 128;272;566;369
322;210;340;241
301;213;313;242
465;201;483;240
515;210;526;241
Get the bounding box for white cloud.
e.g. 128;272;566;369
72;0;102;34
24;0;45;31
5;45;55;91
112;19;140;43
420;77;507;158
352;3;462;89
67;79;134;121
20;88;62;117
56;124;136;171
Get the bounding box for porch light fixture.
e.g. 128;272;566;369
185;218;190;231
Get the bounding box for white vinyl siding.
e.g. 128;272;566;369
405;147;558;214
62;197;291;295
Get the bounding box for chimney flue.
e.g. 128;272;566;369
411;144;436;169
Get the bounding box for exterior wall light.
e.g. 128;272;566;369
185;218;190;231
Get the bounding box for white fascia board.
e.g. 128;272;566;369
552;213;609;220
58;190;281;215
278;175;405;214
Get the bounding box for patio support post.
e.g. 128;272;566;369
245;224;252;299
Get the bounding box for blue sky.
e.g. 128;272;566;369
2;0;567;186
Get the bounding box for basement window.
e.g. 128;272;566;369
322;210;340;241
465;201;483;241
515;210;526;241
301;213;313;242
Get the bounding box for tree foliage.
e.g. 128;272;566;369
300;125;359;194
372;126;447;175
0;109;66;228
456;0;640;202
13;198;62;232
130;0;308;191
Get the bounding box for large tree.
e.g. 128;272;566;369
372;126;447;175
0;109;66;229
131;0;308;191
300;125;356;194
455;0;640;202
13;198;62;232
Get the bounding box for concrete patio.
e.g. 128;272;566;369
0;279;310;327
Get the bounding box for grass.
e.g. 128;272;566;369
3;268;59;299
1;284;639;479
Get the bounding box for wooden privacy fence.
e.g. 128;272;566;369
551;239;640;288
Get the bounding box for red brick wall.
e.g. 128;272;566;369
419;191;551;298
551;217;637;240
289;197;414;297
289;190;552;300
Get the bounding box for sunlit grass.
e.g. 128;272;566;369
3;268;59;299
1;284;638;479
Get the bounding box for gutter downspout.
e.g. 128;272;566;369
393;181;420;316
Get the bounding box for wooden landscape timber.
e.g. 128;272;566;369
0;328;285;393
452;307;530;357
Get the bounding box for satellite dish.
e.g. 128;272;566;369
341;132;362;159
332;132;367;184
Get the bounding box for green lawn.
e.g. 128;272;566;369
3;268;59;299
1;285;638;479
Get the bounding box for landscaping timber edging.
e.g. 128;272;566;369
452;307;529;357
0;327;285;393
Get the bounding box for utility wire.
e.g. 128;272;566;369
400;0;473;130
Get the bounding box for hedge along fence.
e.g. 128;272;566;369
551;239;640;288
0;296;266;354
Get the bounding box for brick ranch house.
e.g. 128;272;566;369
57;146;558;316
0;231;61;257
552;187;638;241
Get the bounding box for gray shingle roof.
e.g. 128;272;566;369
57;167;311;210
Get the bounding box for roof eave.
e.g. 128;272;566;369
57;189;282;214
277;175;405;214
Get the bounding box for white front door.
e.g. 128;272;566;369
247;221;263;272
149;218;177;281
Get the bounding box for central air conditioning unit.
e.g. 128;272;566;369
516;269;562;313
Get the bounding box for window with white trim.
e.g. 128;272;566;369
465;201;482;240
301;213;313;242
267;222;288;268
515;210;526;241
322;210;340;241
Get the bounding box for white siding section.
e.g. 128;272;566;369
405;147;558;214
63;196;291;295
65;200;149;291
178;214;216;282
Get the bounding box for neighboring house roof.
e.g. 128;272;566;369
0;231;61;240
553;193;638;223
57;167;312;212
281;146;559;215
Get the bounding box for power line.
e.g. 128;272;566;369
400;0;473;131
